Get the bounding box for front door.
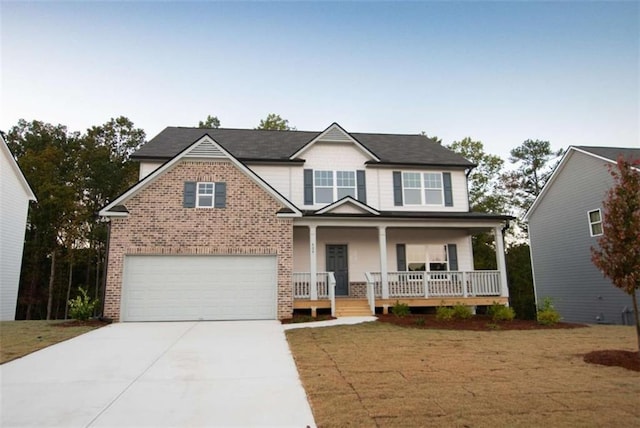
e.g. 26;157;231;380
326;245;349;296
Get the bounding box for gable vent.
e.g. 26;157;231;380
319;127;352;142
185;140;225;158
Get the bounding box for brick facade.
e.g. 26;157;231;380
104;160;294;321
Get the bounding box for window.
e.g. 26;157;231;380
314;170;357;203
406;244;448;271
402;172;443;205
588;209;603;236
197;182;215;207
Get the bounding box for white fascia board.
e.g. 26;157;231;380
315;196;380;215
289;122;380;162
523;147;576;222
1;135;37;201
294;217;506;229
100;134;302;217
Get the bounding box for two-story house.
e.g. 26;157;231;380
100;123;511;322
524;146;640;325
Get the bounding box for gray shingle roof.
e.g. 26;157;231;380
575;146;640;162
132;126;475;167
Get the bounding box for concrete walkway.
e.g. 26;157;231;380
283;316;378;330
1;321;315;428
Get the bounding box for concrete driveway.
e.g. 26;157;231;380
1;321;315;427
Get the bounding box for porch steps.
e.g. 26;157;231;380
335;299;373;317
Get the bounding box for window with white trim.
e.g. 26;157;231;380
406;244;448;271
588;209;603;236
315;170;357;203
197;182;215;207
402;172;443;205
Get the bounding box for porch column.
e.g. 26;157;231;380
378;226;389;299
494;226;509;298
309;225;318;300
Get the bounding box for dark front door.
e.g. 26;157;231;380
326;245;349;296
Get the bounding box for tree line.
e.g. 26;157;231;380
5;113;560;320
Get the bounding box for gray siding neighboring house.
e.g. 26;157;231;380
525;146;640;325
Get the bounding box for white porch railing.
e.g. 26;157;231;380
292;272;337;317
367;271;501;299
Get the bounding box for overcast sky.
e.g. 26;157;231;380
1;1;638;159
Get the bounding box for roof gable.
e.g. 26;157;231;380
100;135;301;217
1;135;36;201
315;197;379;215
289;123;380;161
524;145;639;221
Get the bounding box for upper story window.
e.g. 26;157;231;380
197;182;215;207
588;209;603;236
183;181;226;209
315;170;357;203
402;172;443;206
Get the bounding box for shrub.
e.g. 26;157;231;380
414;317;426;326
537;297;562;326
453;304;473;319
436;306;455;321
488;302;516;322
391;301;410;317
68;287;99;321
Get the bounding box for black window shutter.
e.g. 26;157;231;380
396;244;406;271
304;169;313;205
393;171;403;206
356;170;367;203
214;182;226;208
447;244;458;271
183;181;196;208
443;172;453;207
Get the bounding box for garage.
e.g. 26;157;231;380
121;255;277;322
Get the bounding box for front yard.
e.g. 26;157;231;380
0;320;105;364
286;322;640;427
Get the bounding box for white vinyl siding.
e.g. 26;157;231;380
121;255;277;322
138;161;163;180
1;148;32;321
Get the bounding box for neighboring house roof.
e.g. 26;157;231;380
100;134;302;217
524;145;640;221
132;124;475;168
0;135;37;201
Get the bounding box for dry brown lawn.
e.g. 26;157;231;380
286;321;640;428
0;320;104;364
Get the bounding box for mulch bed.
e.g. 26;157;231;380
584;350;640;372
376;314;586;331
280;314;337;324
53;319;110;328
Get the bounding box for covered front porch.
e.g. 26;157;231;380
291;215;510;317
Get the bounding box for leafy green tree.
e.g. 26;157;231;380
420;132;442;145
198;115;221;128
503;139;563;212
7;120;83;319
447;137;506;213
591;156;640;354
256;113;295;131
506;244;536;320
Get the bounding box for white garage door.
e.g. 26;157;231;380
121;255;277;322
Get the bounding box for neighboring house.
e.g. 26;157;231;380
0;135;36;321
100;123;512;322
524;146;640;325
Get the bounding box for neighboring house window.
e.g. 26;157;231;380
197;182;215;207
402;172;443;206
588;209;603;236
406;244;448;271
314;170;358;203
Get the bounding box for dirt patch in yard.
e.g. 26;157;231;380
53;319;110;328
281;314;337;324
377;314;585;331
287;322;639;427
